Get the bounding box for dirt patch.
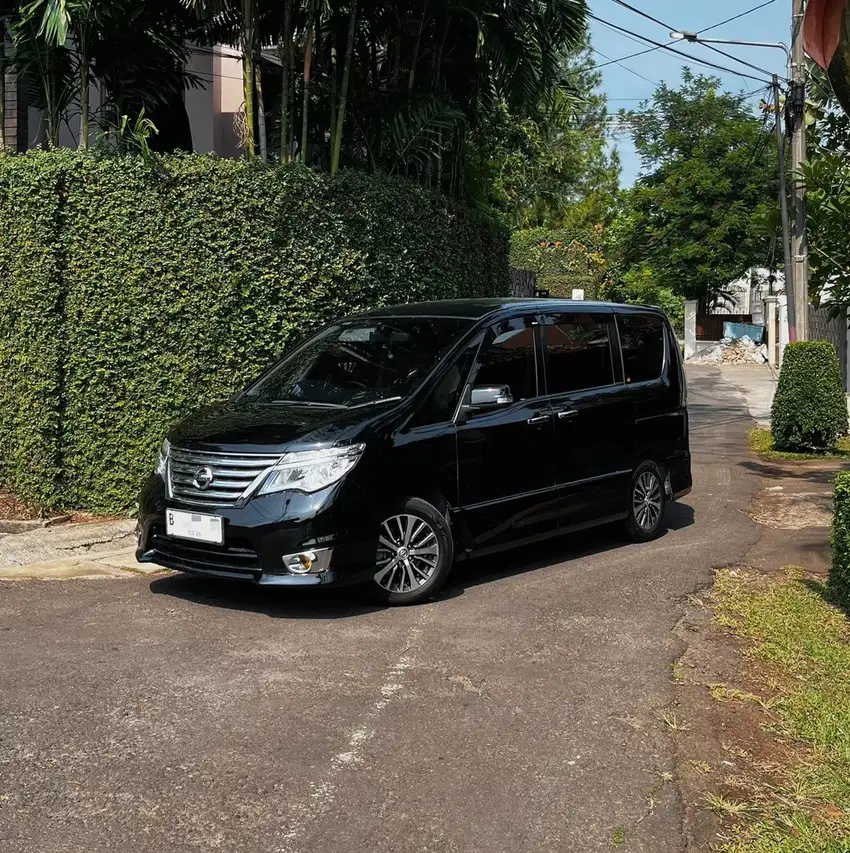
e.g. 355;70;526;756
672;582;805;852
0;488;40;521
748;489;833;529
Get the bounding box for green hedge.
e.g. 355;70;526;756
0;151;509;512
771;340;849;452
831;472;850;607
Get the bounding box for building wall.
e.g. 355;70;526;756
213;46;245;159
185;48;215;153
5;42;247;159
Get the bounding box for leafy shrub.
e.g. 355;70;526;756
510;227;612;300
831;472;850;607
771;341;848;452
0;151;509;512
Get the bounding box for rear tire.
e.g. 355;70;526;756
369;497;454;606
625;461;666;542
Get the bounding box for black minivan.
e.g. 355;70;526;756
137;299;691;604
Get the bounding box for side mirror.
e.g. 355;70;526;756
469;385;514;408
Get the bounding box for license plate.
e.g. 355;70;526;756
166;509;223;545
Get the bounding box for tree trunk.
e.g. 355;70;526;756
408;2;427;92
278;0;292;163
331;0;357;177
301;0;315;164
330;44;337;158
255;58;267;161
78;32;90;150
242;0;256;159
433;17;451;90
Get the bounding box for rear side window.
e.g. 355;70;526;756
618;314;665;384
541;313;614;394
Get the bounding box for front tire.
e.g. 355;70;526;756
625;461;666;542
370;497;454;606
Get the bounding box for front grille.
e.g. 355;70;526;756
149;528;260;576
167;446;281;508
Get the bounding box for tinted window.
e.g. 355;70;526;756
413;337;481;426
243;317;471;407
542;314;614;394
472;317;537;402
618;314;665;384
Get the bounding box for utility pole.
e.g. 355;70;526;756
774;75;796;341
790;0;808;340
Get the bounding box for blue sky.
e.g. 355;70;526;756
589;0;791;185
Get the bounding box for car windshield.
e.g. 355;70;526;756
242;317;473;407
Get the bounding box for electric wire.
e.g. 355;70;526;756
588;13;774;84
699;0;778;36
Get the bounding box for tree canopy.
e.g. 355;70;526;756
0;0;601;207
615;70;778;306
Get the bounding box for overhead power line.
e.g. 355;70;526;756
590;46;659;86
700;41;778;79
699;0;778;35
612;0;677;33
588;13;774;84
591;43;673;71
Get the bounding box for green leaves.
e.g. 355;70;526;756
771;341;849;453
0;151;509;512
831;471;850;607
617;71;779;304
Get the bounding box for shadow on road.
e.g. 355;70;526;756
443;502;695;597
740;458;848;486
149;573;384;619
149;502;695;616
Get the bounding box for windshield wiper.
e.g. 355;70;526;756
347;396;403;410
260;400;345;409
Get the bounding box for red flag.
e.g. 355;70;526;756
805;0;846;70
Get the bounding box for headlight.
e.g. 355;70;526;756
155;439;170;478
256;444;365;496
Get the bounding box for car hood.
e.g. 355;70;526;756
168;401;398;454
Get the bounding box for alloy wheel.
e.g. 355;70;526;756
375;514;441;593
633;471;662;532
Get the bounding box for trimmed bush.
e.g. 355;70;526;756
771;340;849;452
0;151;509;512
831;472;850;607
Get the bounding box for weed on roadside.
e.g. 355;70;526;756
749;428;850;461
705;568;850;852
660;710;691;732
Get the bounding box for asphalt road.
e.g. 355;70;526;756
0;367;762;853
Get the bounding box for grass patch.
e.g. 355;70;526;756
707;568;850;852
749;428;850;461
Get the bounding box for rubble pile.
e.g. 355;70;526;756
687;335;768;365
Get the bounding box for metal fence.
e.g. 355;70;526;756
808;304;848;386
509;267;537;298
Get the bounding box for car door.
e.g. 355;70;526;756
456;314;556;552
539;310;635;529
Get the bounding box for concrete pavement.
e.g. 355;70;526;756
0;367;763;853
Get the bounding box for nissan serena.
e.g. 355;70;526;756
137;299;692;605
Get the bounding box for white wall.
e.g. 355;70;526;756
185;48;215;153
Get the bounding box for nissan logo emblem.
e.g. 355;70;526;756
193;466;215;491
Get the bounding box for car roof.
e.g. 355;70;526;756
359;298;665;320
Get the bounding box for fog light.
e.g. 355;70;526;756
282;548;332;575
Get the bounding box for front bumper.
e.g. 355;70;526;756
135;475;377;588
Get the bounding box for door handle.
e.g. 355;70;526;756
556;409;579;420
527;414;551;425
